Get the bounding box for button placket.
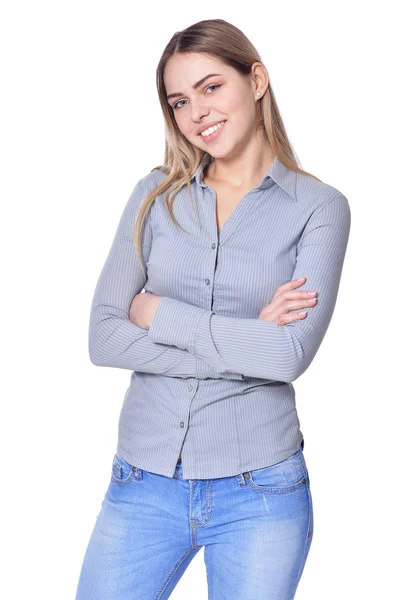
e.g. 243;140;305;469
177;380;198;463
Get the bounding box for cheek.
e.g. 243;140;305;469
225;83;250;109
225;91;256;124
175;115;194;138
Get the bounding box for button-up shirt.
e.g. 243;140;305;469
89;152;351;479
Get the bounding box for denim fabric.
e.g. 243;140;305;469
75;439;313;599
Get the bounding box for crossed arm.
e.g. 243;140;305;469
147;194;351;382
89;179;350;383
88;178;243;380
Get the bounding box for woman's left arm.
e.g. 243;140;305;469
147;194;351;382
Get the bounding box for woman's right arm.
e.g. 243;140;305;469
88;175;243;380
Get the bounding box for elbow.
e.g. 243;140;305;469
88;312;124;367
263;358;309;385
262;320;324;382
87;317;139;370
284;366;304;383
272;364;306;384
89;347;102;367
88;326;108;367
275;326;314;382
88;344;104;367
283;354;314;383
275;368;302;384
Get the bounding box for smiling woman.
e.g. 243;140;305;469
76;17;351;600
163;51;276;180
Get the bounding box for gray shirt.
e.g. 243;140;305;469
89;152;351;479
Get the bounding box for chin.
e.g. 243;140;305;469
208;144;235;159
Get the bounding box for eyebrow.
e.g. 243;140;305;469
166;73;222;101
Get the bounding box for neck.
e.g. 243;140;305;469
205;133;275;189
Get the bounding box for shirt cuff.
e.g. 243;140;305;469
147;296;209;353
195;356;244;380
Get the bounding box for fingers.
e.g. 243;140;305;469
259;277;319;325
285;295;318;310
277;276;307;294
270;277;319;325
273;277;318;305
278;310;308;325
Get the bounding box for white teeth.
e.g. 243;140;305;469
200;121;225;137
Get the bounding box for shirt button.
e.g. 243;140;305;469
187;385;193;391
211;242;216;249
180;422;184;428
205;279;210;285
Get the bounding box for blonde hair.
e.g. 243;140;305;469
133;18;321;277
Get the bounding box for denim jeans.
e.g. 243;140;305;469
75;439;313;599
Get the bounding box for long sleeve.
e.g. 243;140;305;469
147;194;351;382
88;176;243;380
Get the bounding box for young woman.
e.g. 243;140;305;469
75;19;351;600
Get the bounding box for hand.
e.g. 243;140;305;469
129;292;162;330
258;277;318;325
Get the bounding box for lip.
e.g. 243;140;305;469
197;120;226;135
198;120;227;143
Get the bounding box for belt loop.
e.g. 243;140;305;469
236;473;247;487
133;466;143;480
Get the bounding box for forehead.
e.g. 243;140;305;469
164;53;230;91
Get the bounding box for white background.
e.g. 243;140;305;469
1;1;398;598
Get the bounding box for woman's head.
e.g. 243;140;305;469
133;19;320;276
163;51;269;163
157;19;277;172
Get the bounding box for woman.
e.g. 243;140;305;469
75;19;351;600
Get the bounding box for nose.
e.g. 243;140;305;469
190;100;210;123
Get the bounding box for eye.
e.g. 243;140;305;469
172;84;222;110
205;84;221;94
173;99;187;110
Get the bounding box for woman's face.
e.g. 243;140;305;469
164;52;261;160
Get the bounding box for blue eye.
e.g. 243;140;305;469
173;84;221;110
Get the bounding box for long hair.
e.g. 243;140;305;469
133;18;321;277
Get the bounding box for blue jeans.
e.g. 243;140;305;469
75;439;313;599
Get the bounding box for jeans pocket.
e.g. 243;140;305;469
111;453;135;486
247;450;307;494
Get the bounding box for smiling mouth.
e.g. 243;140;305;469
198;120;227;141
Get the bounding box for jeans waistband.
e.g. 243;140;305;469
173;438;304;479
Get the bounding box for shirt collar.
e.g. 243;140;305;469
190;152;297;201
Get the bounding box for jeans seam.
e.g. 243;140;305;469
156;547;197;599
294;480;312;588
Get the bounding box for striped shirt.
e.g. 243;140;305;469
89;152;351;479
